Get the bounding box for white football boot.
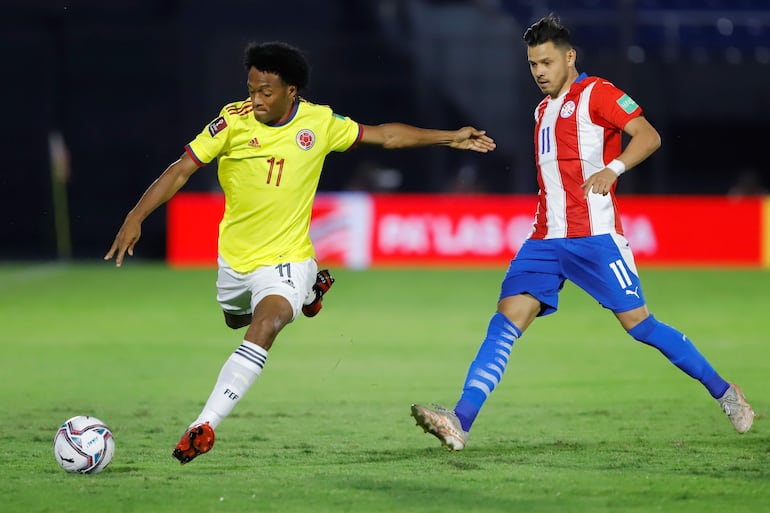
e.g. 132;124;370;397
718;383;754;434
411;403;469;451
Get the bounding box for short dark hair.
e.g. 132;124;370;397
523;14;572;48
243;41;310;90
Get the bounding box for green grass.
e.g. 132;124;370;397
1;263;768;513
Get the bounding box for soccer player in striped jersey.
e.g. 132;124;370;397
104;41;496;464
411;14;754;451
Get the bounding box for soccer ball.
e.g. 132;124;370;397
53;415;115;474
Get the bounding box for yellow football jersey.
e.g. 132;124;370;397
185;98;362;273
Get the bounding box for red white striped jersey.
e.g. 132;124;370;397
530;73;642;239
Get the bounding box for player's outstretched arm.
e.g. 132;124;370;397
359;123;496;153
104;152;200;267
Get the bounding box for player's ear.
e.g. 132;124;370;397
567;48;576;66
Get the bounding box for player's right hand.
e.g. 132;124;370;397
450;127;496;153
581;168;618;198
104;218;142;267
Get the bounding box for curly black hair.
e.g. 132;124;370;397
523;14;572;48
243;41;310;90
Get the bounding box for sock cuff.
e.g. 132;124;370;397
241;340;268;357
233;340;268;370
490;312;522;339
628;314;657;341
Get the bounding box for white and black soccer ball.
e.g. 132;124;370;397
53;415;115;474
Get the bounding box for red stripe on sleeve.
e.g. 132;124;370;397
184;144;205;167
345;123;364;152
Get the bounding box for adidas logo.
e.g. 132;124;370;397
248;137;260;148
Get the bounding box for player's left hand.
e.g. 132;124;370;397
450;127;496;153
104;217;142;267
581;168;619;198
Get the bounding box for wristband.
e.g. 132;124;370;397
606;159;626;176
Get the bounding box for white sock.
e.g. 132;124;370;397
192;341;267;430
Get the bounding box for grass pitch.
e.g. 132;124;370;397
0;263;768;513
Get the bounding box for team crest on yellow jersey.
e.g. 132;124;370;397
296;129;315;150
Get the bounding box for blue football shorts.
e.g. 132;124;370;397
500;233;646;316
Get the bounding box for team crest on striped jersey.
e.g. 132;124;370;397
560;100;576;118
296;129;315;150
208;116;227;137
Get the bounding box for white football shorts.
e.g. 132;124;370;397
216;256;318;321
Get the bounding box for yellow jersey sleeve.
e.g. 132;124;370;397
325;110;363;153
184;106;236;165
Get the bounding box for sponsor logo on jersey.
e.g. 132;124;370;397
617;94;639;114
248;137;261;148
208;116;227;137
560;100;576;118
296;129;315;150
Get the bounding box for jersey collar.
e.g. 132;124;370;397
268;98;300;127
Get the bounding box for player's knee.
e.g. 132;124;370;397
497;294;540;332
617;306;651;332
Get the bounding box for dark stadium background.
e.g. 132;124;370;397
2;0;768;261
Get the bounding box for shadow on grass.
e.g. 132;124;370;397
323;434;770;482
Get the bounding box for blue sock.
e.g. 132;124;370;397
628;315;729;398
454;312;521;431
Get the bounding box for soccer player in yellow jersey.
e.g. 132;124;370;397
104;41;496;464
